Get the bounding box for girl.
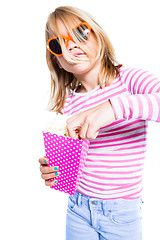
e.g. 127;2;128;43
39;6;160;240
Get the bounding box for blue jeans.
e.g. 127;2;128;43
66;191;143;240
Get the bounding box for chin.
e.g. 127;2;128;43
72;61;92;74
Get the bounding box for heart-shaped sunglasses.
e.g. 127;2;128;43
47;22;92;56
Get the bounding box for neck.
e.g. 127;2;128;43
74;62;101;93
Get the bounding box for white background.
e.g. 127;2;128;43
0;0;160;239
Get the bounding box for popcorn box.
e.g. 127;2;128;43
42;131;90;195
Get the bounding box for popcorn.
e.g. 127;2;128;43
42;114;90;195
43;114;69;137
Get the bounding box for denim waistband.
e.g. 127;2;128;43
73;191;142;211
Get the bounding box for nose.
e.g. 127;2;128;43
67;39;78;51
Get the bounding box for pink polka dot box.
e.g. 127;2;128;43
43;131;90;195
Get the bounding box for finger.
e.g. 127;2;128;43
67;117;81;139
40;166;59;174
85;122;99;139
45;179;58;187
39;157;48;165
41;172;60;180
79;116;98;139
67;116;84;139
67;124;81;139
79;121;88;139
87;129;99;139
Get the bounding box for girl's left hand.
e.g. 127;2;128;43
66;101;116;140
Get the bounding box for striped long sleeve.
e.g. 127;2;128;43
110;66;160;122
62;66;160;199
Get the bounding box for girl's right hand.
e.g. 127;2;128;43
39;157;60;186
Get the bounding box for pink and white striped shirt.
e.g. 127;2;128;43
62;66;160;199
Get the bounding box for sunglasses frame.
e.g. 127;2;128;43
47;22;92;56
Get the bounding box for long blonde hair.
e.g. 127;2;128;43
45;6;122;113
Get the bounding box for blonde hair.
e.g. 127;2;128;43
45;6;122;113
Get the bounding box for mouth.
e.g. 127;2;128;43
72;51;89;60
73;52;86;57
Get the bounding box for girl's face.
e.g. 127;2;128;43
55;17;99;75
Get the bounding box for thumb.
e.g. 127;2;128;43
67;122;82;139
